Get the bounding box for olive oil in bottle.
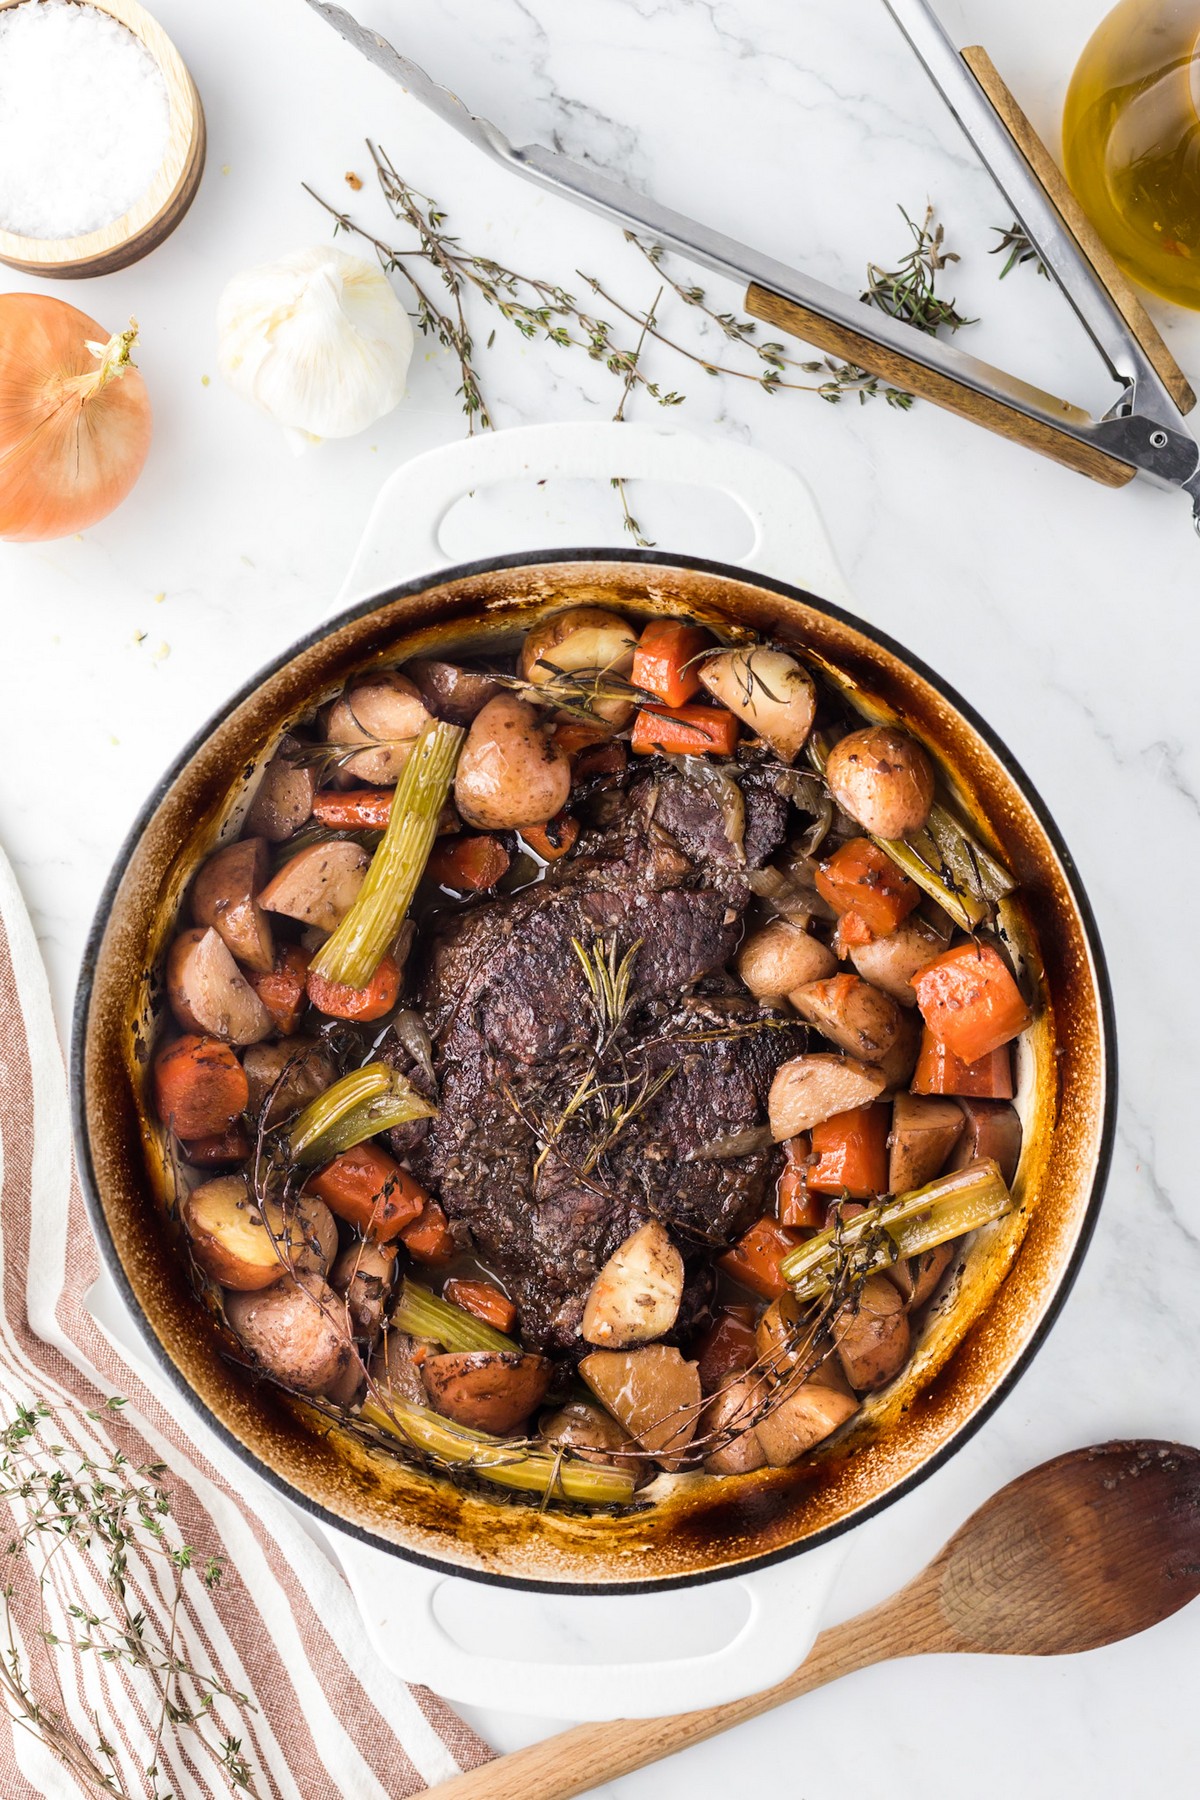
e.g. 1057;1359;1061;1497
1063;0;1200;307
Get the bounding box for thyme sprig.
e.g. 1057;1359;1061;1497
0;1396;261;1799
306;148;977;533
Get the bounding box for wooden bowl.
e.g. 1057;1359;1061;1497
73;551;1115;1590
0;0;205;278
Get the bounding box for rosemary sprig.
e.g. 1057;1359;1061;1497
990;220;1049;280
0;1397;261;1799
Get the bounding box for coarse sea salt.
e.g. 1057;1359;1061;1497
0;0;171;239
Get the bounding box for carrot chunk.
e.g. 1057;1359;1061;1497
776;1135;823;1228
311;788;393;830
912;940;1031;1064
807;1102;889;1198
572;739;628;785
425;833;510;892
306;952;402;1023
399;1200;456;1264
631;619;711;708
248;945;311;1035
631;703;740;759
521;813;580;862
306;1143;426;1242
912;1026;1014;1098
554;720;617;758
815;838;921;941
442;1277;518;1335
694;1305;758;1392
718;1217;804;1300
178;1124;251;1169
153;1035;248;1141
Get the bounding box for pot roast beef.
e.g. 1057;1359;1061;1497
392;768;807;1351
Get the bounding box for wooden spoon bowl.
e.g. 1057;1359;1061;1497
428;1440;1200;1800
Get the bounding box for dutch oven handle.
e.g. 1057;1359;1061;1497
335;417;856;605
331;1532;848;1721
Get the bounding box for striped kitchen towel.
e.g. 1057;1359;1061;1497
0;843;492;1799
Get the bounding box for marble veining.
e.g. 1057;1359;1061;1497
0;0;1196;1790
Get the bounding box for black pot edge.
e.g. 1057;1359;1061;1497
70;543;1118;1599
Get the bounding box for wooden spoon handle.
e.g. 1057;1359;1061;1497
423;1608;899;1800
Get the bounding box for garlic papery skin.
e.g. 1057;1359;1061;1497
217;246;414;446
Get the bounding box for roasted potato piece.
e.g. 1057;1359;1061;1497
407;657;501;726
888;1092;964;1193
330;1239;398;1343
422;1350;552;1435
579;1344;701;1465
225;1274;360;1398
454;694;572;831
769;1054;887;1140
242;1038;336;1122
182;1178;337;1291
875;1010;921;1092
789;973;905;1065
824;727;935;840
699;1373;769;1475
326;671;431;785
191;838;274;975
889;1241;955;1309
258;840;369;933
754;1380;858;1467
698;647;817;763
244;740;315;843
849;914;951;1005
539;1397;640;1473
581;1220;684;1348
736;919;836;999
755;1292;809;1380
521;606;638;725
369;1328;430;1408
167;927;273;1046
834;1275;911;1392
946;1098;1023;1186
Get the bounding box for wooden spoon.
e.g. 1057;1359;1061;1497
426;1440;1200;1800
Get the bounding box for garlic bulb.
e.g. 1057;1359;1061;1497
217;245;414;447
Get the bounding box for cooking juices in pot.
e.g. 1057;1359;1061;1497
149;605;1033;1511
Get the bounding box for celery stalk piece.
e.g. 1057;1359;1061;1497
394;1278;518;1354
780;1157;1014;1300
311;719;464;988
360;1398;637;1505
288;1062;392;1163
302;1088;436;1161
807;732;1014;933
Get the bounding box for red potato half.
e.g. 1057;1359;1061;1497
521;606;638;725
369;1329;431;1409
835;1275;911;1392
242;1038;336;1122
181;1177;337;1291
406;658;501;726
330;1239;398;1343
579;1345;701;1466
849;915;952;1006
736;919;836;999
538;1397;640;1473
754;1380;859;1467
946;1098;1023;1187
224;1274;359;1399
888;1092;964;1193
326;671;431;785
166;928;273;1046
581;1220;684;1348
244;741;316;843
824;726;936;840
454;695;572;831
769;1054;888;1140
699;1374;769;1476
422;1351;553;1435
191;838;274;975
789;973;905;1065
258;840;369;933
698;647;817;763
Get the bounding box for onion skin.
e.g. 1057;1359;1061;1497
0;294;152;541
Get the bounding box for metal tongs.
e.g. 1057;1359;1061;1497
308;0;1200;525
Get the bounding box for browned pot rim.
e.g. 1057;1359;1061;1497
70;546;1117;1593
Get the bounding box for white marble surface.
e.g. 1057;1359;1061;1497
3;0;1200;1790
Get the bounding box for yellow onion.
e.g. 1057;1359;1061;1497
0;294;152;541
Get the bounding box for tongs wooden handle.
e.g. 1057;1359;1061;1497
746;47;1193;489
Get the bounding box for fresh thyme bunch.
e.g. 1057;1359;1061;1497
0;1396;260;1799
